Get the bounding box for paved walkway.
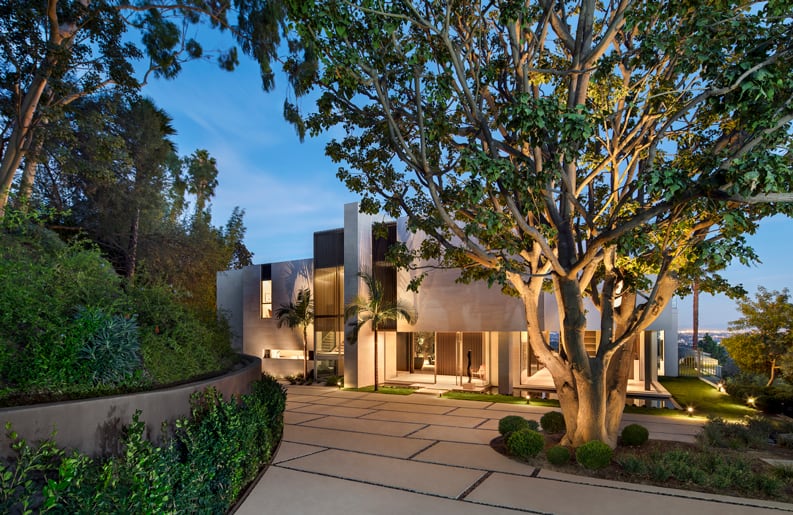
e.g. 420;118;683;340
237;385;793;515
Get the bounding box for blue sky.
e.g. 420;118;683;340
144;49;792;331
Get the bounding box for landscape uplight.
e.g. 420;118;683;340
337;379;342;390
747;396;756;407
687;406;694;417
717;382;725;393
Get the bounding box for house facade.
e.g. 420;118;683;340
217;203;679;398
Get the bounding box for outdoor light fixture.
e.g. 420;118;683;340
717;382;725;393
687;406;694;417
747;396;756;407
337;379;342;390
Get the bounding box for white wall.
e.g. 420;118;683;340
217;259;314;377
395;218;527;333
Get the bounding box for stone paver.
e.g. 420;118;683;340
284;424;433;458
289;403;376;418
361;408;485;428
271;441;325;464
281;448;486;498
239;386;793;515
236;467;520;515
407;424;499;445
298;414;425;437
467;471;786;515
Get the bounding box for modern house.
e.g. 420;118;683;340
217;203;678;399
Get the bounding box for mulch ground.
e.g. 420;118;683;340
491;434;793;503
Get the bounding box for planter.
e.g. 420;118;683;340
0;355;262;458
413;357;425;370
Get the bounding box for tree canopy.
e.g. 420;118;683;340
722;287;793;386
0;0;308;217
285;0;793;446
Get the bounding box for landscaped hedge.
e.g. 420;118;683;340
0;226;235;405
0;375;286;514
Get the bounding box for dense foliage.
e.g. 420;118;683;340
0;0;309;218
0;221;235;404
1;376;286;514
722;288;793;386
284;0;793;447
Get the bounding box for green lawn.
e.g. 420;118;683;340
442;391;530;404
346;385;417;395
441;377;757;421
658;376;757;420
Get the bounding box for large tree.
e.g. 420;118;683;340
0;0;304;217
722;288;793;386
285;0;793;446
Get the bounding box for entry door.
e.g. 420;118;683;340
435;332;483;376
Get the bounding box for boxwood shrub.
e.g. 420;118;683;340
506;429;545;460
499;415;538;436
620;424;649;447
546;445;571;465
540;411;566;433
575;440;613;470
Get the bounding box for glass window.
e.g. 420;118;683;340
261;280;272;318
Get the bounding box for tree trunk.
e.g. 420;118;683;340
303;326;309;379
507;267;674;448
126;207;140;280
18;136;45;210
693;278;700;375
558;363;613;447
373;328;379;391
767;358;777;387
0;76;49;218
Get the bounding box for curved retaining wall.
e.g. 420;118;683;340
0;355;262;458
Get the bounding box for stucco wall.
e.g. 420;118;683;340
395;218;528;333
0;356;262;458
236;260;313;363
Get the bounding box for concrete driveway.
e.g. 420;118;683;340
236;385;792;515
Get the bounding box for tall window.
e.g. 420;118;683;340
261;264;272;319
314;229;345;356
261;280;272;318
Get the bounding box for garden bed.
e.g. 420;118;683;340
491;433;793;503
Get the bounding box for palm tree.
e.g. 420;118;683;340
346;272;416;391
275;288;314;379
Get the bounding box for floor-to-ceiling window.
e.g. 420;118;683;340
314;229;345;377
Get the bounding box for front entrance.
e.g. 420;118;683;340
394;331;488;386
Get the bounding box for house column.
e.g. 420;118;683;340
497;332;519;395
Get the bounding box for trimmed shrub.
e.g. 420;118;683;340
620;424;649;447
546;445;571;465
12;375;286;513
506;429;545;460
575;440;613;470
499;415;530;436
540;411;566;433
